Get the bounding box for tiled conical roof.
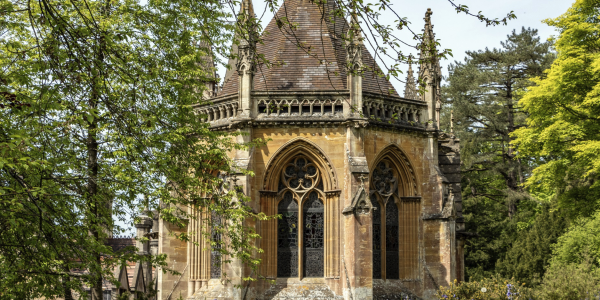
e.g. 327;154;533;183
219;0;399;97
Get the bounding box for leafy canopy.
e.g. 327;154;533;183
0;0;268;298
512;0;600;218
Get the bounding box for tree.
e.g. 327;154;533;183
512;0;600;220
443;27;554;218
442;28;554;280
0;0;267;298
496;204;567;285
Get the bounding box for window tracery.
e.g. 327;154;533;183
385;201;399;279
279;157;320;192
371;160;400;279
276;155;325;278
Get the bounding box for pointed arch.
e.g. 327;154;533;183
370;143;419;197
370;143;421;281
263;138;338;192
260;138;340;280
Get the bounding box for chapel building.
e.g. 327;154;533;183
157;0;465;299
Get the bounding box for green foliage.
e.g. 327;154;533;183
443;27;554;216
536;261;600;300
550;210;600;267
0;0;270;298
459;1;600;297
444;27;554;281
436;268;600;300
512;0;600;219
496;205;567;285
436;277;534;300
462;194;541;281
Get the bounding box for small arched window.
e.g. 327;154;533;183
210;211;222;279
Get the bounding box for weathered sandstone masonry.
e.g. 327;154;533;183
157;1;465;299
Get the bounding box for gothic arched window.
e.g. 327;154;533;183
277;156;324;278
371;160;400;279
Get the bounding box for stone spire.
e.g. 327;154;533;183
403;59;418;100
418;8;442;130
197;39;218;100
346;10;364;117
221;0;256;95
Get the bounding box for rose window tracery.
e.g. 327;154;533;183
279;157;320;192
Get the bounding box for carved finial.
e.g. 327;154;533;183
346;9;363;73
419;8;439;76
403;56;418;100
358;174;367;188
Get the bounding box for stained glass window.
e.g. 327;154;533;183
277;156;325;278
371;160;401;280
277;192;298;277
210;212;222;279
385;201;399;279
372;194;382;279
304;192;324;277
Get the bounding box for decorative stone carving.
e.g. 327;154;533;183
236;40;256;76
372;161;399;199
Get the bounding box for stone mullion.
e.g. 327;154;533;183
188;206;209;296
187;206;195;295
298;195;304;279
399;200;407;279
381;204;387;280
324;193;331;278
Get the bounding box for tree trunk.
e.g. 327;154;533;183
88;90;102;299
